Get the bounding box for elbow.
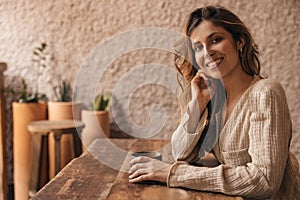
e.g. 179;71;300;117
244;175;280;199
264;180;282;198
238;183;277;199
257;184;278;199
256;172;282;198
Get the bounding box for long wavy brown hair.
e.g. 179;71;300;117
174;6;261;115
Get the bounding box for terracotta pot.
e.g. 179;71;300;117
47;101;82;179
13;102;47;200
47;101;81;120
81;110;110;150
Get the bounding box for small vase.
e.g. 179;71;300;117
81;110;110;150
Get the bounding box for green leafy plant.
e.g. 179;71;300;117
32;42;48;94
92;92;112;111
53;80;72;102
32;42;47;67
5;42;49;103
5;78;47;103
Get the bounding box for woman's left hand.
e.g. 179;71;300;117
129;156;171;183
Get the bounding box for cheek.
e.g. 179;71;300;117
194;52;214;75
223;44;239;59
227;49;240;65
194;52;204;68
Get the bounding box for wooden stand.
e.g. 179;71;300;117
47;101;82;179
27;120;84;197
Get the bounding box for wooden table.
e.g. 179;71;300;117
31;139;242;200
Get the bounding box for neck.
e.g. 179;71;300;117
222;68;254;100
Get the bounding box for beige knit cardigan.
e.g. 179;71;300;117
168;76;300;199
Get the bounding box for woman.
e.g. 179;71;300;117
129;6;300;199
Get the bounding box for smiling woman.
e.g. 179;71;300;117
128;6;300;199
191;20;244;80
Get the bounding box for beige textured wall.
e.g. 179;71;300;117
0;0;299;185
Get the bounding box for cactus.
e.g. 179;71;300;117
53;80;72;102
92;92;112;111
59;80;71;102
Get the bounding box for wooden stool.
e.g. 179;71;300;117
28;120;84;197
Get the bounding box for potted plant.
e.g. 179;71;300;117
47;80;82;179
81;92;112;150
48;80;81;120
5;42;49;200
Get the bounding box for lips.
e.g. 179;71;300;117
205;57;223;68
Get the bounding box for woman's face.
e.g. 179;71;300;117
190;20;242;79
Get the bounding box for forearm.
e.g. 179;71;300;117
167;162;275;199
171;99;208;161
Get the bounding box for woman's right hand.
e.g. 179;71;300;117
190;70;216;112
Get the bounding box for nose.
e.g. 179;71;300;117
203;45;214;57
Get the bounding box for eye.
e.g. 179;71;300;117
193;44;203;52
211;37;222;44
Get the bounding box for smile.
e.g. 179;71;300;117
205;57;223;68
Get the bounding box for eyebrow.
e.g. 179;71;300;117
192;32;219;46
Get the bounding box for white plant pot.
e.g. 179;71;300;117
81;110;110;150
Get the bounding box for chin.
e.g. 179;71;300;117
206;68;223;80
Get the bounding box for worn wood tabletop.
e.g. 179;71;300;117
31;139;242;200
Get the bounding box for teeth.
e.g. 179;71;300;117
207;58;222;68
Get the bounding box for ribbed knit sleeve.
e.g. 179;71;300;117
168;80;293;199
171;99;208;162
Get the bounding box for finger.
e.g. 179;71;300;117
194;76;209;90
130;156;151;165
196;70;208;81
196;72;215;89
199;78;208;88
129;162;149;174
129;163;140;174
128;168;149;179
193;71;208;85
129;173;153;183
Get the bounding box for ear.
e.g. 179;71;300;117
237;35;245;50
